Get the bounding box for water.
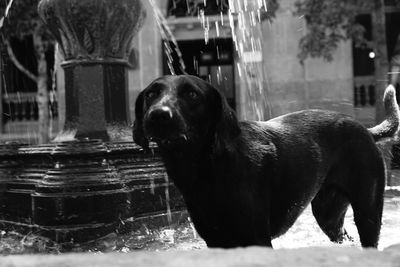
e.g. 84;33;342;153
148;0;187;75
0;196;398;254
0;0;15;29
228;0;271;121
149;0;271;120
273;196;400;250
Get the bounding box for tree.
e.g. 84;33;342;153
294;0;400;123
390;32;400;85
0;0;54;144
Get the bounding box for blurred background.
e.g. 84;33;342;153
0;0;399;177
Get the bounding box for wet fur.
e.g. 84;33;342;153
133;75;399;248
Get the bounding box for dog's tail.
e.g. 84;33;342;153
368;85;400;142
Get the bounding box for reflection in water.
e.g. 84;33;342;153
0;196;398;254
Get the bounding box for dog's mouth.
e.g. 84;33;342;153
145;122;190;146
142;109;194;147
148;133;189;146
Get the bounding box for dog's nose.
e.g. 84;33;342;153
148;106;173;123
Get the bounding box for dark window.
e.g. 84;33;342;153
162;38;236;110
385;0;400;7
167;0;229;17
353;14;375;76
1;36;55;124
2;36;38;93
353;12;400;77
386;12;400;61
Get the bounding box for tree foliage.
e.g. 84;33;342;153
294;0;400;62
0;0;53;47
0;0;54;144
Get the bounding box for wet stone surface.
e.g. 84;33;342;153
0;195;399;254
0;140;186;243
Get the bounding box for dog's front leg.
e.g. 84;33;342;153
211;197;273;248
225;212;272;248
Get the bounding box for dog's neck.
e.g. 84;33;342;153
156;138;218;187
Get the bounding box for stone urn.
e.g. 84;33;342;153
38;0;146;140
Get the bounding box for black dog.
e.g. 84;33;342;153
133;75;399;248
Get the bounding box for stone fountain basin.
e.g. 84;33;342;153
0;140;186;244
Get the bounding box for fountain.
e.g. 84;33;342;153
0;0;186;245
0;0;399;257
228;0;272;121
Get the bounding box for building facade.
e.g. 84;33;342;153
127;0;399;125
0;0;399;142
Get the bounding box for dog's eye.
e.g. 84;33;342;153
186;90;199;100
146;90;159;100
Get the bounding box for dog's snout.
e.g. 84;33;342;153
148;106;173;123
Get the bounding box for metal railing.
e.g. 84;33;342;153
2;91;58;123
168;0;229;17
354;76;376;107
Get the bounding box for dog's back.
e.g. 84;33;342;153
227;109;381;238
133;75;399;248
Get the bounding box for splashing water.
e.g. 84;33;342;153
227;0;271;121
164;173;173;223
148;0;187;75
0;0;15;29
52;129;78;143
1;196;399;253
147;0;272;121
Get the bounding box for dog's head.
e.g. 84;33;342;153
133;75;240;153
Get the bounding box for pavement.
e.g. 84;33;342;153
1;244;400;267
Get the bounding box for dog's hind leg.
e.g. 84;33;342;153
351;201;383;248
311;184;352;243
348;160;385;248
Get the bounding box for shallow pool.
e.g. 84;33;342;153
273;196;400;250
0;196;399;254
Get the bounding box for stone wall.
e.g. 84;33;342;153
260;0;354;119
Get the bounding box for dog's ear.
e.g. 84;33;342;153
132;90;149;150
209;84;241;154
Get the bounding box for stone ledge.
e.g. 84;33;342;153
1;244;400;267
